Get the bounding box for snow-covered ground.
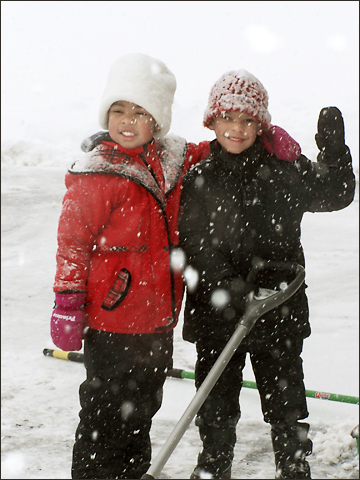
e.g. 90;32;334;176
2;158;358;479
1;2;359;479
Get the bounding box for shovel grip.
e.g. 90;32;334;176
240;261;305;330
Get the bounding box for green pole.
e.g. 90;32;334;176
167;368;359;405
43;350;359;405
304;388;359;405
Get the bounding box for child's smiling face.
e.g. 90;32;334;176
108;101;159;149
209;111;262;154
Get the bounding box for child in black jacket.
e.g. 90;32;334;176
179;69;355;479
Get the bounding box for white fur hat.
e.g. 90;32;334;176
98;53;176;139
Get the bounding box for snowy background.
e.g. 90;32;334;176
1;1;359;478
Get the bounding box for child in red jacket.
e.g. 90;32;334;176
51;53;213;479
50;53;302;479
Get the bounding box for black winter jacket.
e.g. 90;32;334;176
179;137;355;348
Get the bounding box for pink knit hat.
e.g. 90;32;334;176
203;69;271;130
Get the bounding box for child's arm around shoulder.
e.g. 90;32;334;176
79;129;301;167
183;140;211;170
184;126;302;168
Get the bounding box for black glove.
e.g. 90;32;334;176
81;131;111;152
315;107;347;163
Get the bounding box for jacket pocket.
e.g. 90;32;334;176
101;268;131;311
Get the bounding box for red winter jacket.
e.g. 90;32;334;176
54;136;210;334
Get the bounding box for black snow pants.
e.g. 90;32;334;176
71;328;173;479
194;337;312;474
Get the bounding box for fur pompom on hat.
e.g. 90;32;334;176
99;53;176;139
203;69;271;130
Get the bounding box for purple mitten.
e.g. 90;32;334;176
261;125;301;161
51;292;87;351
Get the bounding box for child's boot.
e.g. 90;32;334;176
271;422;312;479
190;417;237;479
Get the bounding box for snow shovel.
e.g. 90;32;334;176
141;260;305;479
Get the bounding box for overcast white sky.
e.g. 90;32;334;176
1;1;359;166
